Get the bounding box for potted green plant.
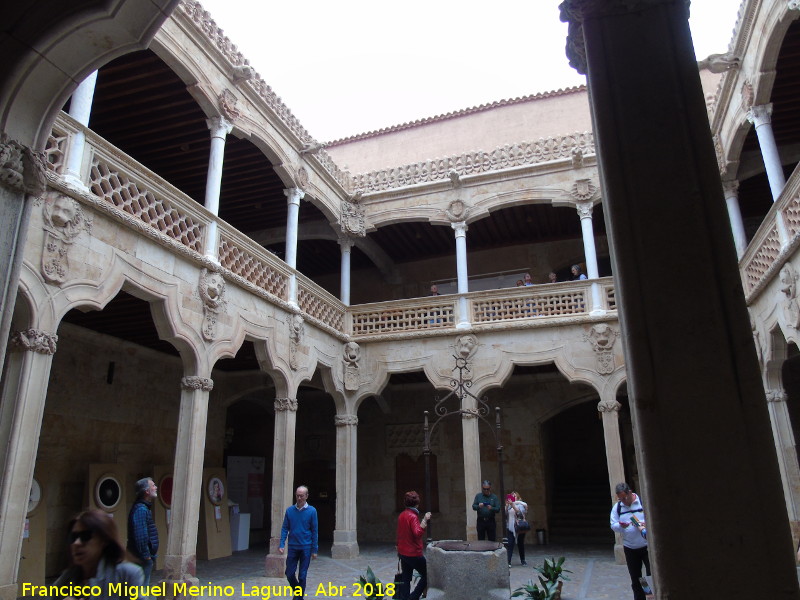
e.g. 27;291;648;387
510;578;560;600
533;556;572;599
356;566;390;599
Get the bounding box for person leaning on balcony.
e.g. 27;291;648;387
548;271;558;284
430;284;439;296
571;264;587;280
515;279;524;287
523;273;534;286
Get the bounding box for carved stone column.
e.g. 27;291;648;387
576;200;603;314
163;375;213;588
0;329;57;600
331;414;359;559
461;398;481;541
598;397;626;565
338;234;355;306
561;0;799;596
0;136;46;378
765;388;800;546
284;188;305;307
722;180;747;259
203;116;233;261
265;397;298;576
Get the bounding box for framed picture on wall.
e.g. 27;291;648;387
95;474;121;511
207;477;224;505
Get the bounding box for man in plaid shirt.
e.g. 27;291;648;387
127;477;159;590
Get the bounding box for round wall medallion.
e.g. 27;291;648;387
159;475;173;509
27;478;42;515
95;474;121;511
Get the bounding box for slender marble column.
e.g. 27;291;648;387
747;104;786;201
0;330;57;600
331;414;359;559
765;389;800;542
64;71;98;185
284;188;305;308
722;180;747;259
203;117;233;261
598;397;626;565
576;201;603;314
338;234;354;306
265;398;298;577
561;0;799;596
163;376;213;587
452;221;471;328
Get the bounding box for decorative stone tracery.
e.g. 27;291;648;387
274;397;298;412
199;268;227;341
584;323;619;374
180;376;214;392
10;329;57;354
40;192;92;285
342;341;361;391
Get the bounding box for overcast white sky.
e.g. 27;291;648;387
197;0;743;142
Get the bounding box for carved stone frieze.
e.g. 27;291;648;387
340;201;366;237
584;323;619;374
779;264;800;330
766;389;788;403
10;329;58;354
343;341;361;391
0;134;47;196
181;376;214;392
40;192;92;285
445;199;470;224
274;397;298;412
597;399;622;412
218;89;240;121
571;179;598;203
289;314;304;371
335;414;359;427
199;268;227;341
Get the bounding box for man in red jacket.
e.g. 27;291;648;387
396;491;431;600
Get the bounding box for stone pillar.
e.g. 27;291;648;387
461;404;481;541
598;397;626;565
0;329;57;600
722;180;747;259
561;1;800;597
766;389;800;546
452;221;471;329
331;414;359;559
163;376;213;587
0;139;46;378
747;104;786;201
202;116;233;261
64;71;98;185
284;188;305;308
338;234;354;306
265;397;298;577
576;201;604;314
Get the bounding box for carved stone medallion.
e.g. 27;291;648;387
341;201;366;237
199;268;227;341
570;178;597;202
445;199;470;223
218;89;240;121
343;341;361;391
289;314;305;371
584;323;619;374
779;264;800;330
41;192;92;285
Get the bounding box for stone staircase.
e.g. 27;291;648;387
547;481;615;545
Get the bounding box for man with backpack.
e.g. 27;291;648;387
610;482;651;600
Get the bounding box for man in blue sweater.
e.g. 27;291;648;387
279;485;318;597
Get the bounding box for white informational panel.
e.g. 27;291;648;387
226;456;265;529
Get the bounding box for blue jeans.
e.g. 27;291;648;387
285;546;312;595
141;559;154;597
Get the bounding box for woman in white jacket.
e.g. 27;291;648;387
505;491;529;566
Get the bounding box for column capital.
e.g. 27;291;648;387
766;389;788;403
598;399;622;412
334;414;359;427
746;103;773;127
10;329;57;354
790;0;800;12
451;221;468;237
559;0;687;75
181;376;214;391
284;187;305;206
206;116;233;139
576;200;594;219
0;135;47;196
337;233;355;252
274;397;298;412
721;179;739;197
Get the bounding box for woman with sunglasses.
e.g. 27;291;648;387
53;509;143;598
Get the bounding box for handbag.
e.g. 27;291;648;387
394;559;410;599
515;518;531;532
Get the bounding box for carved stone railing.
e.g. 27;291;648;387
350;297;457;336
297;272;346;332
218;228;289;302
350;132;595;193
45;117;78;174
742;163;800;300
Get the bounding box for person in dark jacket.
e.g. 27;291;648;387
396;491;431;600
127;477;159;590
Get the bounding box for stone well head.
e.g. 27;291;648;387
425;540;509;600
